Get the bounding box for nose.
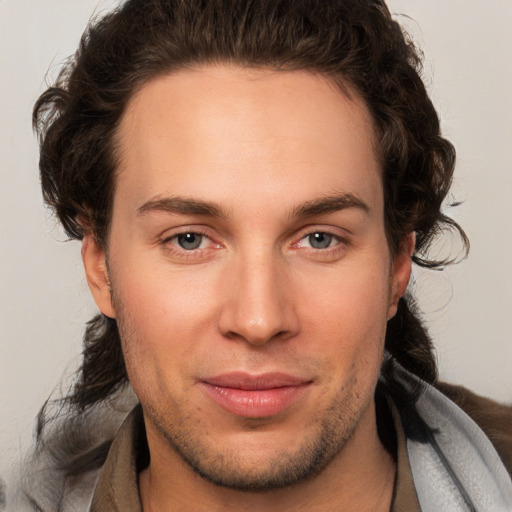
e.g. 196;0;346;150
217;250;300;346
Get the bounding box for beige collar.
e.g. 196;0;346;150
90;402;420;512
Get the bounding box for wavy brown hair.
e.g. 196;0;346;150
34;0;468;418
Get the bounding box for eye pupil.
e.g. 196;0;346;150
308;232;332;249
177;233;202;250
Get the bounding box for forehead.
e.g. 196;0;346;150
114;65;381;218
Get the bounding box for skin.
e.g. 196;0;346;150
83;65;414;511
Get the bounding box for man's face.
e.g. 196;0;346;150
84;65;411;490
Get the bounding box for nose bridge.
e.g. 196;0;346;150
218;245;297;345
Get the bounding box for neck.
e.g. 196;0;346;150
139;401;396;512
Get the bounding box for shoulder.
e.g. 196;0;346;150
7;389;137;511
436;381;512;475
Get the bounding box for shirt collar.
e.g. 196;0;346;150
90;406;144;512
90;401;420;512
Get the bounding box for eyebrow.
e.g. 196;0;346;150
137;196;227;218
290;193;370;219
137;192;370;220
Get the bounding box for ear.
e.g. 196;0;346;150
387;232;415;320
82;234;116;318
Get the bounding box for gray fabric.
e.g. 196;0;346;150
6;368;511;510
5;386;136;512
396;365;512;511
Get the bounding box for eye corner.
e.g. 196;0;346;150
288;227;351;263
294;230;344;250
156;226;225;263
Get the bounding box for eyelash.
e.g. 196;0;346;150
159;227;349;260
160;229;220;260
291;228;349;260
295;232;342;248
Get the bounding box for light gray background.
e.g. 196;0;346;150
1;0;511;483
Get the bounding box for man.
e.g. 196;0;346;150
7;0;512;511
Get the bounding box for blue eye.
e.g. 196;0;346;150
177;233;204;250
307;232;334;249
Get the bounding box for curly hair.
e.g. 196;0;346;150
33;0;468;416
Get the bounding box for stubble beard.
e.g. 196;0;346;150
142;389;366;493
112;286;374;493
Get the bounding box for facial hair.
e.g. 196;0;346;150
140;380;368;492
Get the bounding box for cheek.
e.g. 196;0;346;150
109;259;222;393
301;260;391;333
116;277;215;352
113;248;218;324
297;259;391;379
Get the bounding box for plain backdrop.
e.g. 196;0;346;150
1;0;511;484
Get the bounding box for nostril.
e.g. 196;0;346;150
216;268;300;345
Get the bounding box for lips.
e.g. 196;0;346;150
199;372;312;418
